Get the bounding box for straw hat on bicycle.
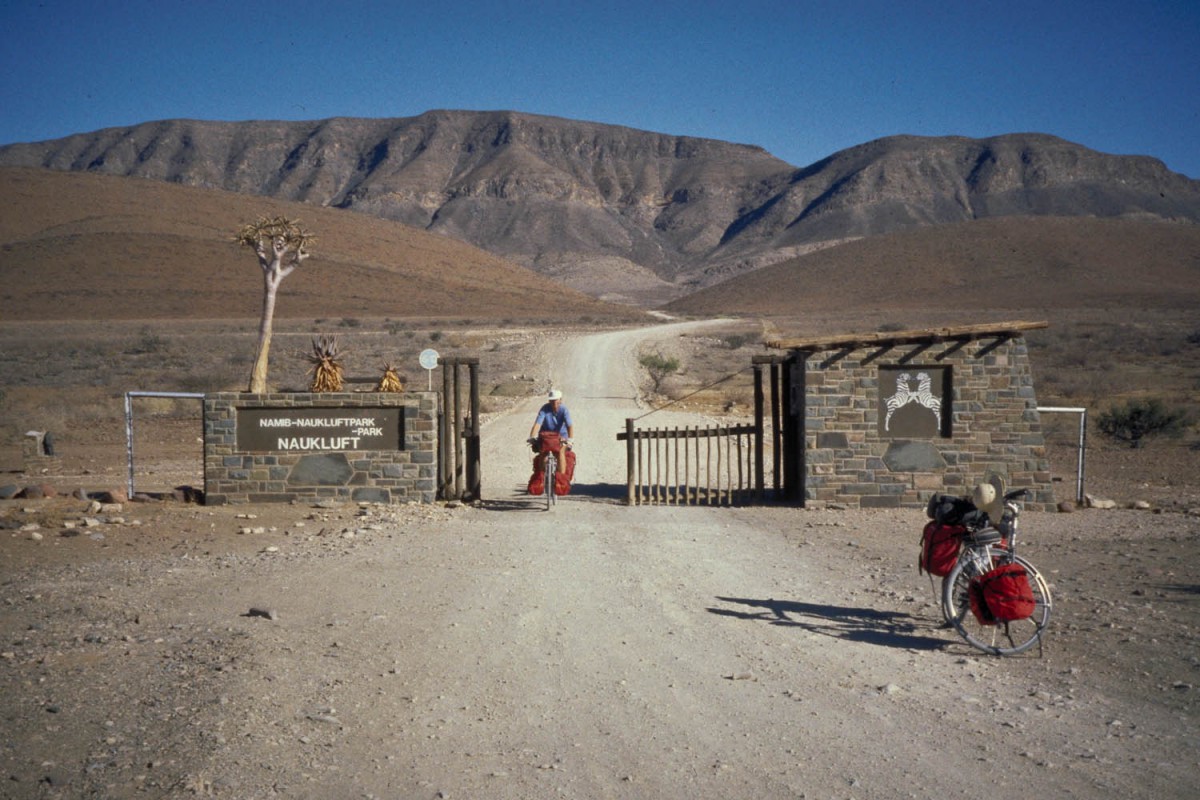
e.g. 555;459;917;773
972;482;1005;523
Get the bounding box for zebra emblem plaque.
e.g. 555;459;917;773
878;366;950;438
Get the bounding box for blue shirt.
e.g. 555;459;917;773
535;403;573;435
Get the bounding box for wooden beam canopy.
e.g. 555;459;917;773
765;320;1048;353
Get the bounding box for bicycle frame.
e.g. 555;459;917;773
544;451;558;509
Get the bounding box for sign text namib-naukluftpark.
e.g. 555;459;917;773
236;407;404;453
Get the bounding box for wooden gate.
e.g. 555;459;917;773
617;353;802;506
619;421;757;505
438;356;481;502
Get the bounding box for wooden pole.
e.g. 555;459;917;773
625;418;636;505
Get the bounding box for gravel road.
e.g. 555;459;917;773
1;322;1197;799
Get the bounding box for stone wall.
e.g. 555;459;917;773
204;392;437;505
799;336;1054;510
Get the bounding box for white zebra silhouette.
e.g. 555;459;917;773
884;371;942;431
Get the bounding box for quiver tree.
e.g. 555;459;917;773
236;216;315;393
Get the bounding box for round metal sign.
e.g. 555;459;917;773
419;348;439;370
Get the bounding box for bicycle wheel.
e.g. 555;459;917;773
943;553;1051;656
938;540;1012;624
544;453;557;510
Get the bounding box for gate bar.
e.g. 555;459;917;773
124;391;205;499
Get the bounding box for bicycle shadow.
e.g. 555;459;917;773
479;480;630;511
480;481;630;510
708;596;948;651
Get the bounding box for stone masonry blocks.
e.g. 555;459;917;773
203;391;438;505
801;337;1053;511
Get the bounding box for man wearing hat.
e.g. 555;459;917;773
530;389;575;475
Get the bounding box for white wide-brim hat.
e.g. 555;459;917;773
972;483;1005;522
548;389;563;401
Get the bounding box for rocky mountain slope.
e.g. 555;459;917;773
3;111;1198;302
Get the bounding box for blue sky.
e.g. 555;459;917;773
2;0;1197;177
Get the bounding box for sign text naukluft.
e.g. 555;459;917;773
236;408;403;452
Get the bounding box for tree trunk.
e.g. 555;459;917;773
248;276;279;393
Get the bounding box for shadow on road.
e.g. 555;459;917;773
709;596;947;650
479;480;630;510
563;482;628;503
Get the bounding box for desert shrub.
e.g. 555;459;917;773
722;334;751;350
1096;397;1190;448
429;331;443;342
639;352;680;393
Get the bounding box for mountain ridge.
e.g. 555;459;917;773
2;110;1198;303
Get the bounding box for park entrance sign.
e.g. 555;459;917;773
204;392;435;505
236;407;403;453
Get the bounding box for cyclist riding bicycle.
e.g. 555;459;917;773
529;389;574;475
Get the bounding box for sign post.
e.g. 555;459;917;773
419;348;439;390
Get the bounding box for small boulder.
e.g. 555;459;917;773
1085;494;1119;510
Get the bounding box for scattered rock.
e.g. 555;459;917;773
1085;494;1119;510
246;607;278;621
1057;501;1077;513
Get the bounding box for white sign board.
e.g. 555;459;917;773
419;349;439;389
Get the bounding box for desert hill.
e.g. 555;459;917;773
2;111;1197;302
665;215;1200;319
0;166;646;323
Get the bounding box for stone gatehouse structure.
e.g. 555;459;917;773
769;321;1055;511
203;391;437;505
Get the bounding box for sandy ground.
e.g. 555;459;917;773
1;322;1198;799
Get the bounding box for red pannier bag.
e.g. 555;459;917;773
528;432;576;495
969;563;1036;625
919;522;963;577
555;449;577;495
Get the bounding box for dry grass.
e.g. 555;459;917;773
667;216;1200;317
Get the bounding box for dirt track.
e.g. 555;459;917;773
2;323;1198;799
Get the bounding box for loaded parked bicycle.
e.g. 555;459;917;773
920;482;1052;655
